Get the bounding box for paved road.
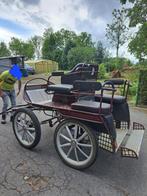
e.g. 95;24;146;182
0;77;147;196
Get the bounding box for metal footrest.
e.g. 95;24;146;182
98;122;145;158
121;129;144;158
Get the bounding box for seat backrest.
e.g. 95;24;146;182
104;79;130;99
73;80;102;92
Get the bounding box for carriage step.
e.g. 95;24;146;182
121;129;144;158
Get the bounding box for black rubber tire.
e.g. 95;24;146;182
12;108;41;149
54;119;98;170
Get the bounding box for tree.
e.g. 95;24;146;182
0;42;10;57
95;41;106;64
67;46;96;69
9;37;22;55
22;41;35;60
42;33;57;60
120;0;147;62
129;23;147;62
43;27;53;38
75;32;94;47
42;28;96;69
31;35;42;59
61;40;76;69
9;37;35;59
106;8;128;57
120;0;146;27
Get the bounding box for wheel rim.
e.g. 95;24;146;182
14;112;36;146
56;122;94;167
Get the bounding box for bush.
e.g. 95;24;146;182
128;82;138;96
104;57;133;72
98;63;106;79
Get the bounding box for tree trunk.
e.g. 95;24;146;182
116;44;119;58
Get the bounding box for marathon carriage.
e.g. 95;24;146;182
5;71;145;170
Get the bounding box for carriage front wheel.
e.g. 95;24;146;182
12;108;41;149
54;119;98;170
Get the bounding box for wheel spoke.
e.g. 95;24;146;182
27;127;35;131
74;148;79;162
16;121;23;127
77;146;89;159
17;127;24;133
66;126;73;139
74;125;78;139
77;143;92;148
60;143;71;148
67;146;73;157
59;133;71;142
24;132;31;143
22;131;26;141
26;131;35;142
77;132;88;142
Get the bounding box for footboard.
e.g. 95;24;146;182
23;78;53;104
98;121;145;158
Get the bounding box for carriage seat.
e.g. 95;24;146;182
47;84;73;94
71;100;111;114
95;94;126;104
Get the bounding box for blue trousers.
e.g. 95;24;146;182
1;90;16;115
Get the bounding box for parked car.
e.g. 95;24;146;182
24;64;35;75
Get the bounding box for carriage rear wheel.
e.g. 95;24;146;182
12;108;41;149
54;119;98;170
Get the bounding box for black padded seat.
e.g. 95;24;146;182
71;100;110;114
95;94;126;104
47;84;73;94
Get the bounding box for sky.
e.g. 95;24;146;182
0;0;136;61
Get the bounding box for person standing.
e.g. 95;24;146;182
0;64;22;124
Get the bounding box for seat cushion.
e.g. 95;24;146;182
47;84;73;94
95;94;126;104
71;100;110;114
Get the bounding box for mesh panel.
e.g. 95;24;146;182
98;133;113;152
121;148;137;158
133;122;145;130
114;121;129;129
98;121;129;153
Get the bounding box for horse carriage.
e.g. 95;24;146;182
1;69;145;170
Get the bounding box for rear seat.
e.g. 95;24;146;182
95;94;126;104
71;100;110;114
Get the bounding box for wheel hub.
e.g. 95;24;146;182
71;140;77;148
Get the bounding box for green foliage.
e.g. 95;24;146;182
98;63;106;79
95;41;106;64
121;0;147;27
120;0;147;62
104;57;132;71
0;42;10;57
42;28;96;69
129;23;147;62
67;47;96;69
128;81;138;96
9;37;34;59
31;35;42;59
9;38;22;55
74;32;94;47
106;8;128;57
42;33;57;60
